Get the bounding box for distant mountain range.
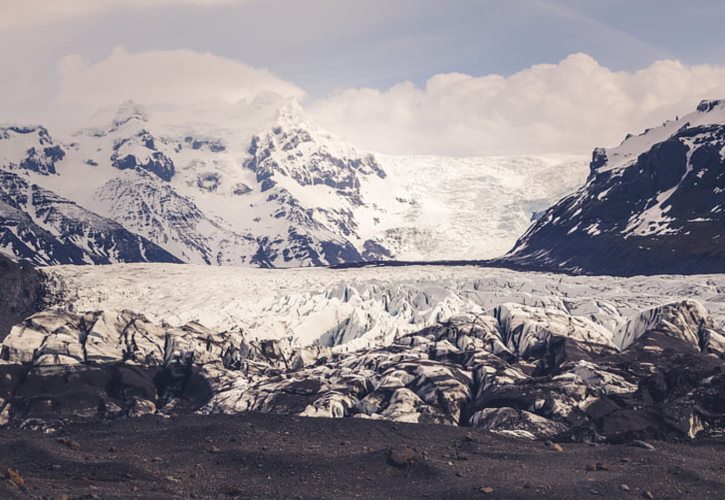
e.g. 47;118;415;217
504;99;725;276
2;97;723;275
0;97;584;267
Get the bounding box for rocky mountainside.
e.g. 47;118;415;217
0;99;586;267
0;254;43;341
504;99;725;276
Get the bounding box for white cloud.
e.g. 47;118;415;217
307;53;725;155
54;47;304;121
8;46;725;157
0;0;248;31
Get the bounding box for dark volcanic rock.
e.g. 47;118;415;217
503;100;725;276
0;254;43;341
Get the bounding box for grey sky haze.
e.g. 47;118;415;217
2;0;725;155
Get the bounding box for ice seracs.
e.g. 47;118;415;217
1;263;724;442
31;263;725;349
1;291;722;441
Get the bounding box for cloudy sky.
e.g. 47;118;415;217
2;0;725;155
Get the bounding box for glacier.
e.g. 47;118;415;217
1;263;724;442
38;263;725;348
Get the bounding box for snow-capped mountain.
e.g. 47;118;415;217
0;98;587;267
0;165;180;266
504;99;725;276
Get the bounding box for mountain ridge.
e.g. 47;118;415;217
0;99;586;268
501;99;725;276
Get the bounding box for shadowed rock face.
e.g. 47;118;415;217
0;169;182;266
1;300;723;443
0;126;65;176
503;101;725;276
0;254;43;341
111;130;176;181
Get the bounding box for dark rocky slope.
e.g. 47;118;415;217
0;254;43;341
502;100;725;276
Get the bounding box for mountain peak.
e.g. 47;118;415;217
275;101;309;129
696;99;725;113
112;100;149;128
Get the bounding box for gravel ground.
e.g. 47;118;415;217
0;413;723;499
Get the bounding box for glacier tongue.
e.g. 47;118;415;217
38;263;725;349
1;281;723;442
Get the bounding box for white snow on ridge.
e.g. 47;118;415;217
41;263;725;351
599;99;725;173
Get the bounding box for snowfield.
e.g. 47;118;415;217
41;263;725;350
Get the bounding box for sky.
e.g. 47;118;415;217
2;0;725;155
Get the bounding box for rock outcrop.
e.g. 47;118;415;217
0;254;43;341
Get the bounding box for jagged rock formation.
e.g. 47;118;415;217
0;169;181;265
504;99;725;275
1;299;723;442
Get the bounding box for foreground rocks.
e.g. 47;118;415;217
0;299;724;444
